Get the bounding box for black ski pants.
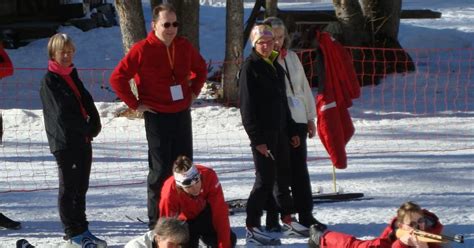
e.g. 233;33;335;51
290;129;314;217
246;129;295;227
54;144;92;238
144;109;193;229
187;204;236;248
265;127;314;224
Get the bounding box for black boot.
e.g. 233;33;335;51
299;212;327;229
308;223;327;248
0;213;21;230
16;239;35;248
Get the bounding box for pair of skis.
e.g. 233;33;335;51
227;163;367;213
227;192;366;214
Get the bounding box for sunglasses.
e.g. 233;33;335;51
162;22;179;28
404;217;425;228
181;173;200;188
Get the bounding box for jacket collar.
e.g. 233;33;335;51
146;31;174;47
250;49;280;65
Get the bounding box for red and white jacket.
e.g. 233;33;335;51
159;165;232;248
316;32;360;169
110;32;207;113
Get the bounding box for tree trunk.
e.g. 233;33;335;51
265;0;278;18
114;0;147;54
243;0;265;48
150;0;163;13
169;0;200;50
223;0;243;105
114;0;146;114
333;0;412;86
376;0;402;39
360;0;375;19
360;0;401;43
332;0;368;46
361;0;413;79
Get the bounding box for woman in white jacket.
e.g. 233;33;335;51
262;17;324;232
125;218;189;248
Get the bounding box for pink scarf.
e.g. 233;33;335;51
48;60;88;120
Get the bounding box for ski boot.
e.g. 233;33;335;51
0;213;21;230
246;226;281;246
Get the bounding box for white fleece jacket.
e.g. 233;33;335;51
125;230;154;248
278;50;316;124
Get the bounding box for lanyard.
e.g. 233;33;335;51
283;58;295;95
166;43;176;82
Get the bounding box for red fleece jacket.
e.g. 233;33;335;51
110;32;207;113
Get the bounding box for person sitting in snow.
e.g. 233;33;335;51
308;201;443;248
125;217;189;248
159;155;236;248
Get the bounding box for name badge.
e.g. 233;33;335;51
289;96;302;108
170;84;184;101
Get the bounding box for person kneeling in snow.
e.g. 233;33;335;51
308;201;443;248
159;155;236;248
125;217;189;248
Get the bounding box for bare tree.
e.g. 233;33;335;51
332;0;369;46
114;0;147;115
115;0;147;53
223;0;243;104
332;0;412;86
360;0;402;42
243;0;264;48
169;0;200;50
265;0;278;18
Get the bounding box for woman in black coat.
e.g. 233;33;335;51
40;33;106;248
239;24;308;246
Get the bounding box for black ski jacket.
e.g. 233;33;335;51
239;49;297;146
40;68;101;153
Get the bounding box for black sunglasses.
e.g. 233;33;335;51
181;173;200;187
162;22;179;28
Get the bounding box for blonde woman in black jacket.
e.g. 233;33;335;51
40;33;105;248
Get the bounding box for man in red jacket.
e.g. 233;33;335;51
0;42;14;79
159;156;236;248
309;201;443;248
109;3;207;229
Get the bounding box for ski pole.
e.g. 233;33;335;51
267;150;275;160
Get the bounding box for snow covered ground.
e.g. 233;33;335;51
1;1;473;247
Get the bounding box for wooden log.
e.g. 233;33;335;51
275;9;441;24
